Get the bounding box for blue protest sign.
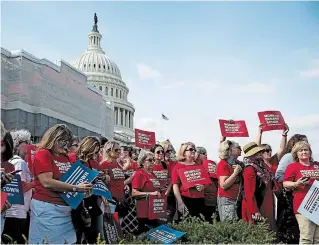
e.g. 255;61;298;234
60;160;99;209
92;180;112;200
147;225;185;244
3;175;24;205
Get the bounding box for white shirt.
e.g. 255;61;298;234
5;155;33;219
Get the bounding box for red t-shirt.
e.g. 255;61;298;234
68;153;101;171
101;161;125;201
123;161;138;177
203;159;218;179
171;162;205;198
132;169;161;192
152;162;170;187
283;161;319;213
217;159;240;200
33;149;72;205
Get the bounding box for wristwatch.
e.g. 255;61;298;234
72;186;77;192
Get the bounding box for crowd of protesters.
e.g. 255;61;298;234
1;121;318;244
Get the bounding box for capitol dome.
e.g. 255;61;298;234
73;13;135;140
73;49;122;79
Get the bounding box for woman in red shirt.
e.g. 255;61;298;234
196;146;218;222
216;140;242;221
28;124;92;244
256;124;289;176
159;141;177;222
172;142;207;218
101;142;127;204
70;136;107;244
283;142;319;244
132;150;161;233
242;142;277;232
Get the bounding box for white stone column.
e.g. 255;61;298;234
117;108;121;126
131;112;134;129
126;110;129;127
114;107;117;125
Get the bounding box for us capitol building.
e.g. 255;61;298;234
1;13;135;145
73;14;135;143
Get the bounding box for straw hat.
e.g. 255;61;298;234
243;142;264;157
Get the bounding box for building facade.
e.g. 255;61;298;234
1;47;114;142
73;14;135;145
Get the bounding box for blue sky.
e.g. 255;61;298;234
1;2;319;160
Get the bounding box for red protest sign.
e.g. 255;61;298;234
26;144;37;176
177;165;212;189
219;120;249;137
202;160;218;179
1;192;8;210
258;111;286;132
135;129;156;149
148;194;167;220
108;168;125;201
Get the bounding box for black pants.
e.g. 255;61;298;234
2;217;29;244
76;213;104;244
182;197;205;218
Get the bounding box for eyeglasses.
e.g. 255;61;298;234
166;150;171;154
156;150;164;154
185;148;196;152
146;158;155;163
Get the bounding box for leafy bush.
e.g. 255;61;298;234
120;216;277;244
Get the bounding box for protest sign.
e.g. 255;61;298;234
202;160;217;179
297;180;319;225
92;179;112;200
148;194;167;220
26;144;37;175
1;192;8;210
258;111;286;131
147;225;185;244
135;128;156;149
60;160;99;209
103;212;123;244
3;175;24;205
177;165;212;189
219;120;249;137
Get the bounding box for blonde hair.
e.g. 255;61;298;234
291;141;313;162
37;124;72;151
218;140;239;160
77;136;100;163
102;141;119;162
177;142;195;161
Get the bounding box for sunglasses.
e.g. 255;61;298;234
185;148;196;152
156;150;164;154
146;158;155;163
113;149;119;153
59;140;70;149
166;150;171;154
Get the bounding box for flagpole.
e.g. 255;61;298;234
160;113;164;142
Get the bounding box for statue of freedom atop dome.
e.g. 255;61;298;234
94;13;98;25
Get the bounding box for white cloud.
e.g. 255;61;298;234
136;63;161;81
300;59;319;79
162;81;185;89
289;114;319;131
234;82;276;93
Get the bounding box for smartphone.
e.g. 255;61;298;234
9;170;22;175
302;176;310;181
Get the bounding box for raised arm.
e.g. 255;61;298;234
276;124;289;161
